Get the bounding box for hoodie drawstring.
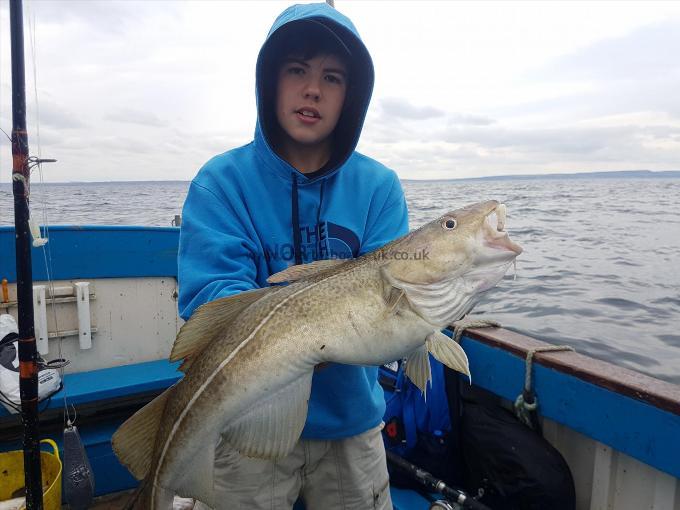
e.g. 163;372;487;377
291;173;303;265
292;176;326;266
316;180;325;260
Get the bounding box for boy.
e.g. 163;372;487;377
179;3;408;509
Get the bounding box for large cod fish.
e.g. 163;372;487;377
112;200;522;509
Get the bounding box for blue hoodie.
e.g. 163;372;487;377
178;3;409;439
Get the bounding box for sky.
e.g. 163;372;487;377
0;0;679;182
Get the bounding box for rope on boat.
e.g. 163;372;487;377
514;345;574;430
451;317;502;343
450;319;576;433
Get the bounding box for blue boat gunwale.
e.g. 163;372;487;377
0;225;179;232
0;225;180;283
461;327;680;479
463;327;680;417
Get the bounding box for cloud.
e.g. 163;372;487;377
380;97;445;120
447;113;496;126
365;100;496;145
357;19;680;178
507;20;680;120
3;2;680;182
34;101;86;129
434;121;680;165
440;125;620;154
105;109;165;127
535;20;680;82
359;113;680;179
20;1;181;36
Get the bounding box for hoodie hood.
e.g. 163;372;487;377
255;3;374;182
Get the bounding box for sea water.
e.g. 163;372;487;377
1;178;679;384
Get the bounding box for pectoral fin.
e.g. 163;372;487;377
174;446;216;507
222;372;313;459
426;330;471;382
385;287;406;315
404;345;432;398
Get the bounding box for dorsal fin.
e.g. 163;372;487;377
267;259;346;284
112;389;171;480
170;287;276;364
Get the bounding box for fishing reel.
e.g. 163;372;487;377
386;450;492;510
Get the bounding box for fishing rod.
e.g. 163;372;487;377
386;451;491;510
9;0;44;507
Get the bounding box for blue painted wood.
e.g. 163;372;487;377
461;336;680;479
0;359;182;417
82;418;138;496
390;487;432;509
0;225;179;283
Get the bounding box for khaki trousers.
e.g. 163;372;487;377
193;424;392;510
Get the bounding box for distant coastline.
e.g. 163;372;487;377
403;170;680;183
1;170;679;185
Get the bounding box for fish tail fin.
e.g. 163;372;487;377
112;389;171;480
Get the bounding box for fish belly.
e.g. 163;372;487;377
155;340;312;494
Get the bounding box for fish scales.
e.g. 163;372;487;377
155;264;399;487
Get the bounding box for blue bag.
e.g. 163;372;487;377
380;353;451;455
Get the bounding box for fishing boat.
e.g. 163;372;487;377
1;224;679;510
2;1;679;509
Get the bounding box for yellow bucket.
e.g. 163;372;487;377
0;439;62;510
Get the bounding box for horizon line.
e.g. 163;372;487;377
0;169;679;185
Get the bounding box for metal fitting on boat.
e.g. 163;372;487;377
429;501;457;510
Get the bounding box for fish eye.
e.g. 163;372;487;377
442;218;457;230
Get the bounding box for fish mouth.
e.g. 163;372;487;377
461;202;522;296
482;203;523;256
